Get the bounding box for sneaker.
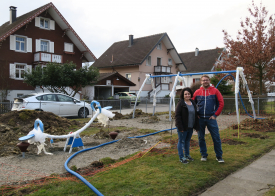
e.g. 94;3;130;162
216;157;225;163
179;158;189;164
201;156;207;161
186;156;194;161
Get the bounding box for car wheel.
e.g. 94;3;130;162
136;102;140;106
78;107;89;118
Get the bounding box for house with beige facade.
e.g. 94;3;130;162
92;33;186;98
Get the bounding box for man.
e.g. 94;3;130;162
193;75;225;163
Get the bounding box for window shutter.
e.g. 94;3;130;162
35;17;40;27
50;41;54;53
64;43;68;52
26;65;32;74
36;39;40;52
9;64;15;78
10;35;15;50
50;20;55;30
27;38;32;53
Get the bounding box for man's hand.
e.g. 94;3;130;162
209;116;216;120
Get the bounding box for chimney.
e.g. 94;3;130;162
9;6;17;24
195;48;199;56
129;35;133;47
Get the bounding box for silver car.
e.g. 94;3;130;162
11;93;92;118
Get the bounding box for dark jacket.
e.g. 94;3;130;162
175;99;199;132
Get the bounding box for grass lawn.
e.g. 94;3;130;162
1;119;275;196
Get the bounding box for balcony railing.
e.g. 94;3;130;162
154;66;171;73
34;52;63;63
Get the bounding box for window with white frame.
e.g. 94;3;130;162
35;17;55;30
157;43;162;50
126;73;131;81
10;35;32;52
9;63;32;80
146;56;151;66
41;40;49;52
35;39;54;53
168;58;172;66
40;18;49;29
64;43;74;52
16;64;25;79
16;37;25;51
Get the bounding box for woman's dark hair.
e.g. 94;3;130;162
180;87;193;99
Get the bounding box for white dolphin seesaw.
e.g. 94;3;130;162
18;101;115;155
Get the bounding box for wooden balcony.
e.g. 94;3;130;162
34;52;63;63
154;66;171;74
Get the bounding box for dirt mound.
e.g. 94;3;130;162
140;116;160;123
221;138;246;145
232;132;269;139
112;109;149;120
232;117;275;132
0;110;80;157
93;129;111;139
112;137;146;150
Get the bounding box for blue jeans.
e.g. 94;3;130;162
198;118;223;158
177;128;193;160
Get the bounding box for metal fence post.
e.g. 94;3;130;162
84;101;86;118
40;101;41;110
146;98;147;113
120;99;121;114
257;97;259;116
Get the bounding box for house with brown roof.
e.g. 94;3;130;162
92;33;186;98
178;48;224;87
83;72;136;100
0;3;96;101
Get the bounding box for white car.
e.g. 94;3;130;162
11;93;92;118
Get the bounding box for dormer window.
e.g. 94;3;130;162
35;17;55;30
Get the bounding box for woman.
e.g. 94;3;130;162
175;87;199;164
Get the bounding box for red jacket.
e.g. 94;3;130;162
192;85;224;118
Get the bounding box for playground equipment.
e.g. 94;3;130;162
132;67;257;123
18;101;115;155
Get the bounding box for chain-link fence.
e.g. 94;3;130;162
1;97;275;116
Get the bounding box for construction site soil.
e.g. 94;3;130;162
0;110;272;187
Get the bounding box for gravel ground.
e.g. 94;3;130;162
0;114;248;186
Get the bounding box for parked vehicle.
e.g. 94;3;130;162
11;93;92;118
108;92;140;105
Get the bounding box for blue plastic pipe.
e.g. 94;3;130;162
64;127;177;195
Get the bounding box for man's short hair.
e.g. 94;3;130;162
200;75;210;81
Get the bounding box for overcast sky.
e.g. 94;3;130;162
1;0;275;59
